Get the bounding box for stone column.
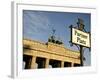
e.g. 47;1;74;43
61;61;64;68
71;63;74;67
45;58;49;68
31;56;36;69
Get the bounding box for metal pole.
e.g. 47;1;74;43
80;45;83;66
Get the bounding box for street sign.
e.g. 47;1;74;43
72;28;90;48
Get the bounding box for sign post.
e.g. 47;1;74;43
80;45;83;66
69;18;90;66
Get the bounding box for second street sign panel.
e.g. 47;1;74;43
72;28;90;47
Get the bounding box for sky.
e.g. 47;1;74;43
23;10;91;66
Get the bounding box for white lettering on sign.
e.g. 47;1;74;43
72;28;90;47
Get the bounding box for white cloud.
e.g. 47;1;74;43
23;11;51;35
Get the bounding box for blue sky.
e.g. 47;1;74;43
23;10;91;66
